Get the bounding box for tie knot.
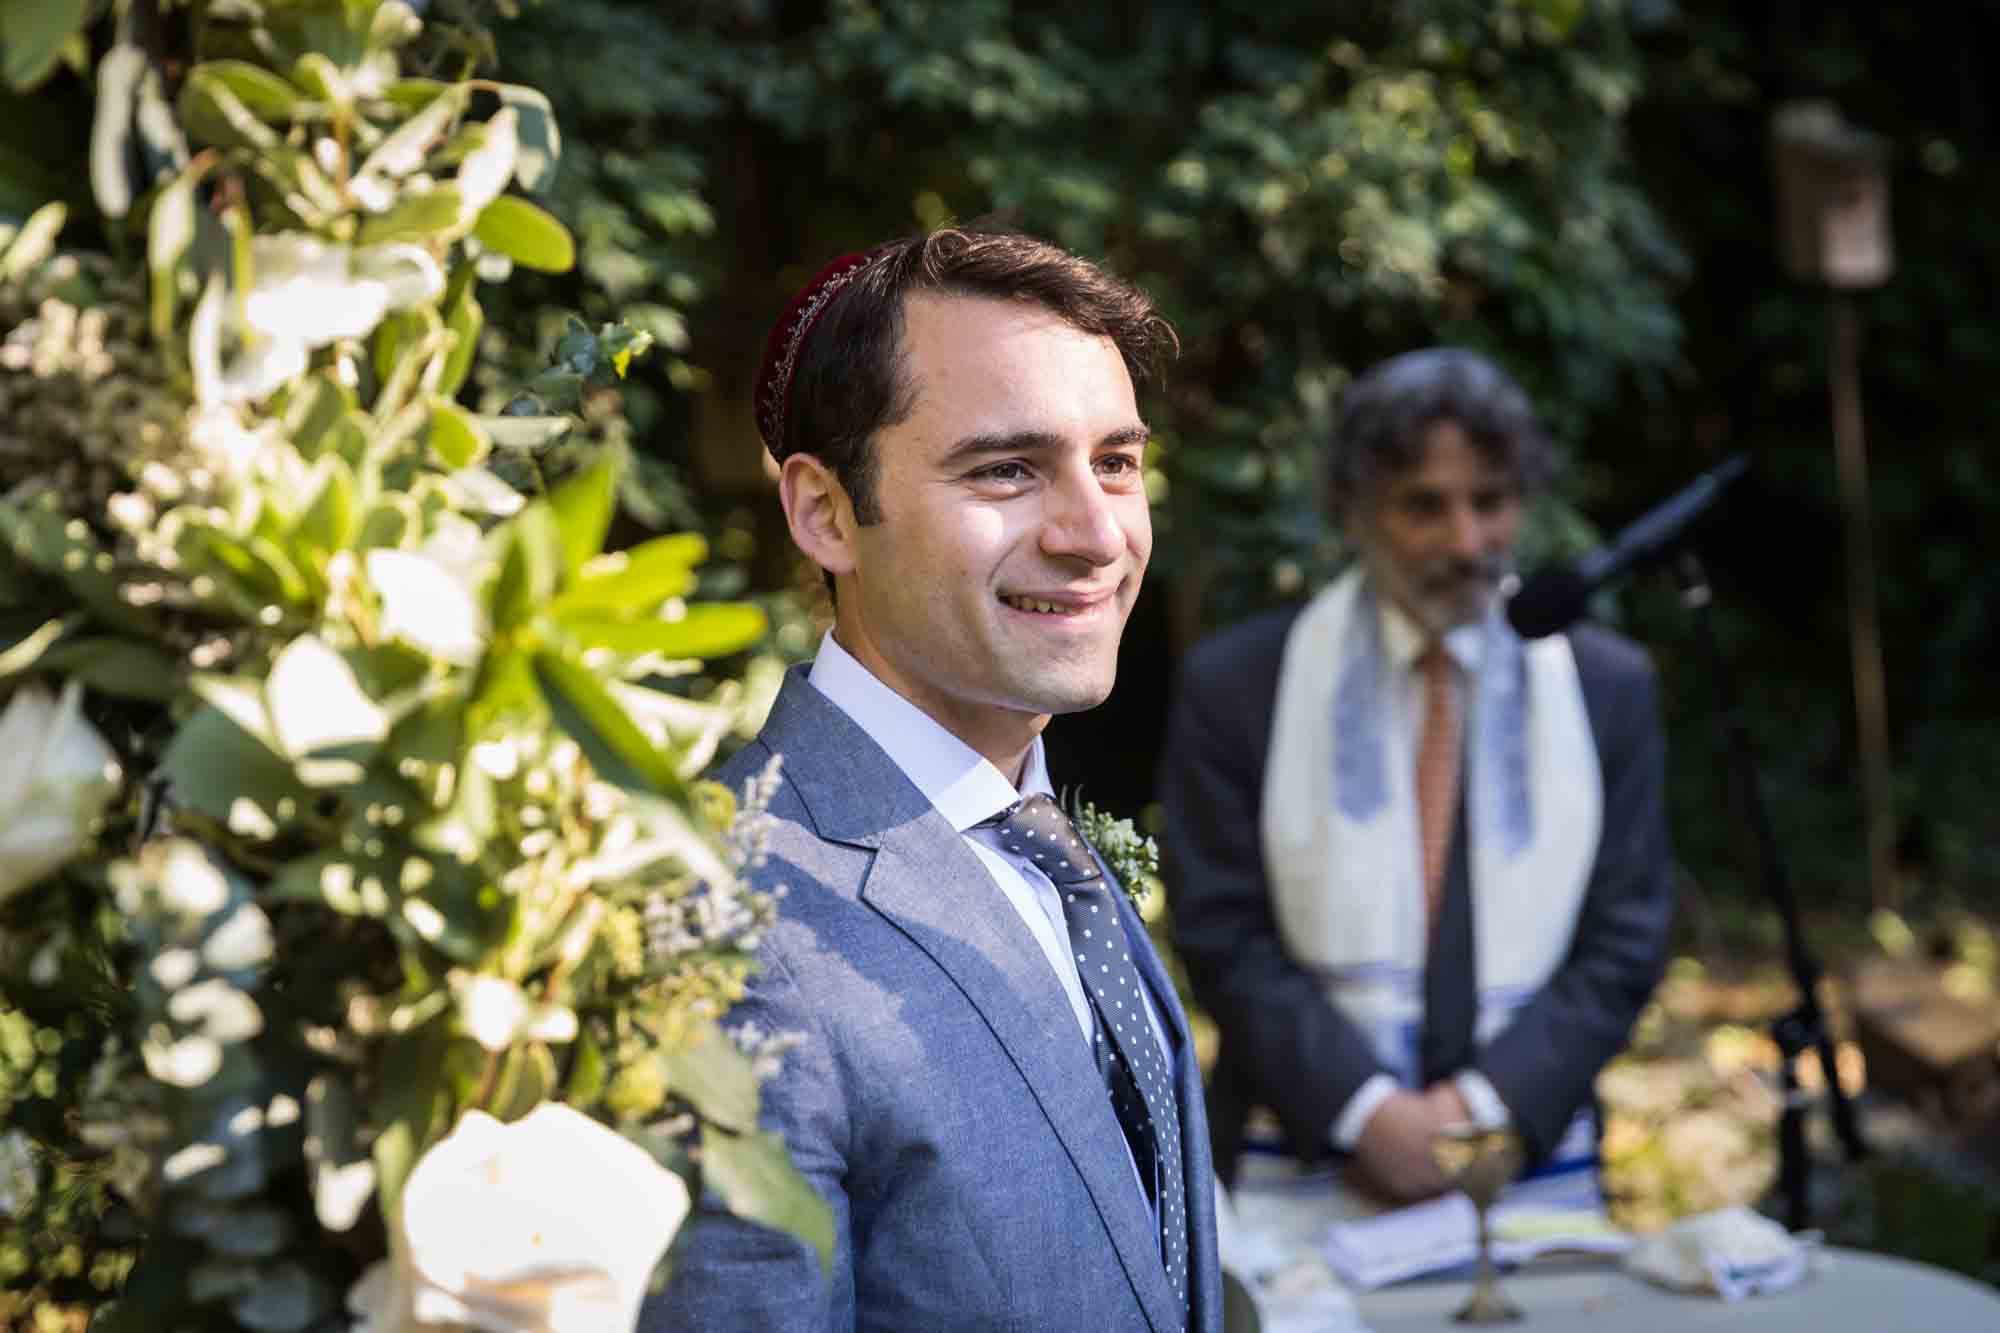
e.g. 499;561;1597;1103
986;794;1101;887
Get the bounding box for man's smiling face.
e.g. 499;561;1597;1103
831;291;1152;760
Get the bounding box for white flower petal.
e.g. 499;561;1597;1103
391;1104;692;1333
266;635;387;758
366;549;488;666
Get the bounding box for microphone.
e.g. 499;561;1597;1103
1507;454;1750;638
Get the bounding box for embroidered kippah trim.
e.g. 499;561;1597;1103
754;247;893;458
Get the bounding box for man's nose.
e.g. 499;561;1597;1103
1444;504;1488;560
1040;470;1125;566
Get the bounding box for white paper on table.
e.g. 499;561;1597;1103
1219;1177;1374;1333
1322;1167;1634;1290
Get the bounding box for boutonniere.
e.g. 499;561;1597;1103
1066;792;1161;912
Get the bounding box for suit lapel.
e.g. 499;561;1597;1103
760;672;1183;1332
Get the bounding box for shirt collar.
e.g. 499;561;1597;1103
1375;589;1485;676
805;630;1050;830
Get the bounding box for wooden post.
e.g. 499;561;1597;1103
1826;296;1898;910
1771;102;1900;909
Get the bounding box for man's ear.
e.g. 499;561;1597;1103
778;452;858;579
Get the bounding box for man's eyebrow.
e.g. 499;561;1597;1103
938;424;1152;468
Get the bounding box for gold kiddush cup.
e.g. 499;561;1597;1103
1432;1122;1526;1323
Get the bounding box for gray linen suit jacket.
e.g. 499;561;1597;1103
1159;606;1675;1175
647;669;1223;1332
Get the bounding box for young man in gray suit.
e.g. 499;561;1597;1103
650;230;1220;1331
1159;348;1675;1207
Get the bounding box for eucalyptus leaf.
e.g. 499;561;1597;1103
471;194;574;272
700;1124;836;1276
230;1259;330;1331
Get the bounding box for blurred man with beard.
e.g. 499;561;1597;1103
1159;348;1674;1206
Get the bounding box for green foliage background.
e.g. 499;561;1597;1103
484;0;1995;913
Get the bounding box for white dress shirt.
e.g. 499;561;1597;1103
1330;601;1511;1149
805;630;1173;1070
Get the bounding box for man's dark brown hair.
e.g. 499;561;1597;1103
1324;346;1554;522
775;228;1177;523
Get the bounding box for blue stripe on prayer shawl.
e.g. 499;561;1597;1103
1476;605;1536;857
1329;582;1537;856
1331;584;1390;821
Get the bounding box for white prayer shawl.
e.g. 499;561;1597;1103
1260;568;1602;1090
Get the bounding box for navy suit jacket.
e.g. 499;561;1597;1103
1159;606;1674;1173
648;670;1223;1332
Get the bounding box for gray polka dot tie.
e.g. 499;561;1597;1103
986;794;1189;1316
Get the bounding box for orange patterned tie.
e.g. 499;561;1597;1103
1415;643;1463;933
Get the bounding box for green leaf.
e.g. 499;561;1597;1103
489;503;560;631
438;274;482;397
0;614;69;677
548;448;619;577
355;83;464;184
495;83;560;192
662;1023;758;1133
160;704;309;828
370;306;430;389
700;1124;836;1276
1;0;91;92
371;1020;452;1225
178;67;281;151
279;371;357;459
294;456;358;554
0;200;63;282
427;398;488;470
471;194;574;273
89;43;146;218
480;412;572;450
531;649;682;795
487;1042;558;1123
557;604;767;661
545;534;705;618
356;184;464;246
37;636;180;700
286;52;348;109
564;1030;608;1106
148;167;198;341
196;59;305;122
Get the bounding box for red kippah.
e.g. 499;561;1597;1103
754;246;895;459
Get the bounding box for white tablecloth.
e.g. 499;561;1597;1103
1358;1248;2000;1332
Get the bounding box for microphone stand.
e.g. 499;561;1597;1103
1671;550;1867;1231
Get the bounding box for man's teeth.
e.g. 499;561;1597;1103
1004;596;1072;615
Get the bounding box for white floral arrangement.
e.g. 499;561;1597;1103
0;4;824;1329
